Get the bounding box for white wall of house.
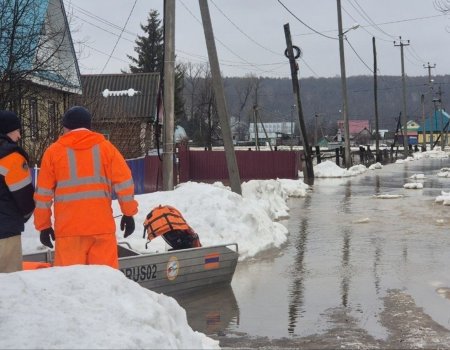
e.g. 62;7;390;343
248;122;292;141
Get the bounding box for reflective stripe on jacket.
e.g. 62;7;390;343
34;129;138;237
144;205;191;239
0;137;35;238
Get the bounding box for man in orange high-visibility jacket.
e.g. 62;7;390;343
34;106;138;268
144;205;201;250
0;111;35;273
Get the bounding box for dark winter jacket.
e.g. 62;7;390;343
0;135;35;239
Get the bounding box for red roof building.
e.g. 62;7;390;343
337;120;370;136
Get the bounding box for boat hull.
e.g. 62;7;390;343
22;243;239;295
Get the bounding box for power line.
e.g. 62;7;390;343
341;4;391;42
100;0;137;73
344;37;373;73
179;0;287;75
210;0;282;57
276;0;338;40
346;0;396;39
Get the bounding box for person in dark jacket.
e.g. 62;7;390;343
0;111;35;273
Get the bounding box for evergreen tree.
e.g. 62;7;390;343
127;10;163;73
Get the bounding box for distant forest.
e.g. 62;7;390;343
220;74;450;138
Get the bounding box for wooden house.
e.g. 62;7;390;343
73;73;160;158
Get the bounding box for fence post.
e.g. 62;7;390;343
336;148;340;166
315;146;321;164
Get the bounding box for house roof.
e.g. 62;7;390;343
417;109;450;132
337;120;370;135
78;73;160;120
0;0;82;93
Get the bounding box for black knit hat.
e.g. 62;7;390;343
0;110;21;135
62;106;92;130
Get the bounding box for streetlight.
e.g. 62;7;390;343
337;0;359;168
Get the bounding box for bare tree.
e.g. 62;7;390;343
1;0;81;164
232;74;259;142
183;63;221;149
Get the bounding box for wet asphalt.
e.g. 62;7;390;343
176;157;450;349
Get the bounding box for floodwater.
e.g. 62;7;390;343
176;158;450;348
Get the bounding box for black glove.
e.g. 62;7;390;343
40;227;55;248
120;215;135;238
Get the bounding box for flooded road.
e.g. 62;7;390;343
176;158;450;348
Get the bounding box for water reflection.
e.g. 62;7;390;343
288;195;312;334
372;238;382;295
375;175;381;195
340;180;352;213
178;158;450;340
287;217;309;334
340;228;352;307
174;284;239;336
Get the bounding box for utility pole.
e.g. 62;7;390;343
423;62;435;150
438;86;444;148
314;114;319;146
394;36;410;157
162;0;175;191
255;105;273;151
253;105;260;151
421;94;426;150
373;37;380;162
337;0;352;169
199;0;242;195
290;104;295;151
283;23;314;185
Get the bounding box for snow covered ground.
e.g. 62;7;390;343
3;148;450;349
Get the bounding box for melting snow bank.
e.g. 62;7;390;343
23;179;309;262
112;180;308;261
313;160;368;177
0;266;219;349
373;194;404;199
435;191;450;205
404;183;424;189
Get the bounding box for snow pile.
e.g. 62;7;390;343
410;173;426;179
437;168;450;177
403;182;423;189
373;194;403;199
395;156;415;164
241;180;290;220
313;160;368;178
277;178;309;197
0;266;219;349
435;191;450;205
369;162;383;170
23;180;303;261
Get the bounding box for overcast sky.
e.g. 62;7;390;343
65;0;450;79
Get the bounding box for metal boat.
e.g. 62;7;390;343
22;242;239;295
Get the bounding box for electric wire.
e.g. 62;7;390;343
210;0;282;57
209;0;319;77
179;0;287;75
344;37;373;73
341;4;392;42
347;0;396;39
276;0;338;40
100;0;138;73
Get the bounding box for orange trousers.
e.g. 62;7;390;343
53;233;119;269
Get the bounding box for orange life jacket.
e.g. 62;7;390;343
143;205;191;239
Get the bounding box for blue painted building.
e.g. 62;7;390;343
417;109;450;146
